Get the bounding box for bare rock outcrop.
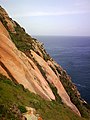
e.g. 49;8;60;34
23;107;43;120
0;6;16;33
0;6;81;116
0;23;55;101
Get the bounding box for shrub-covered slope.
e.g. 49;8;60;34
0;74;87;120
0;6;90;119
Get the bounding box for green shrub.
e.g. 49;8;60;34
59;72;90;119
0;104;7;114
0;74;88;120
48;83;62;104
32;58;47;80
49;65;57;75
18;105;27;113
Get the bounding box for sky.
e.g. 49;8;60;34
0;0;90;36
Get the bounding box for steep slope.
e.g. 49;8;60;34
0;16;80;115
0;25;55;100
0;6;90;119
0;74;86;120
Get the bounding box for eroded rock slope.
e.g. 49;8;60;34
0;6;82;116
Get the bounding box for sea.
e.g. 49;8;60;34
34;36;90;104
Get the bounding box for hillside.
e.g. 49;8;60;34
0;6;90;120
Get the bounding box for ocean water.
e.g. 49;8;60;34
35;36;90;104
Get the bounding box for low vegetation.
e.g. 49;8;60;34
0;74;87;120
0;6;90;119
59;70;90;119
9;21;51;61
10;22;34;52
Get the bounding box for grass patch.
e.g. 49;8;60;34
0;74;87;120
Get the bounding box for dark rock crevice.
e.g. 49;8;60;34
0;61;18;84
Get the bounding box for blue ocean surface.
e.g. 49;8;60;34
35;36;90;104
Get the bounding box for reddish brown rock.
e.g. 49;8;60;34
0;6;81;116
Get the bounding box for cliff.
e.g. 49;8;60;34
0;6;90;120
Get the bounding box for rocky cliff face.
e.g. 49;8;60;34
0;6;90;118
